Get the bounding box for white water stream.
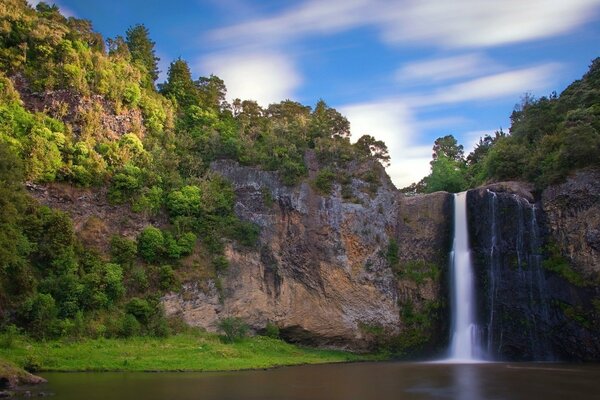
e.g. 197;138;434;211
447;192;483;362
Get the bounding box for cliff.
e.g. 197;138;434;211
163;157;452;352
467;169;600;361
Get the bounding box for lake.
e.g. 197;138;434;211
31;362;600;400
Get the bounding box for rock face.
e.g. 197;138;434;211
467;170;600;361
26;182;167;254
542;169;600;279
163;157;452;351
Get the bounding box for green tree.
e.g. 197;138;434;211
125;24;159;88
355;134;391;166
159;58;198;109
431;134;464;162
425;155;467;193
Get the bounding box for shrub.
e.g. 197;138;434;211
110;235;137;266
263;322;280;339
158;265;177;291
126;298;152;323
119;314;141;338
218;317;248;343
313;167;336;195
137;226;164;262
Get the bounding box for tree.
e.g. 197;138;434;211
159;58;198;109
355;134;391;166
425;156;467;193
310;100;350;142
432;135;464;163
125;24;159;88
196;74;227;111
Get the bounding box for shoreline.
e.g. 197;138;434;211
0;333;383;375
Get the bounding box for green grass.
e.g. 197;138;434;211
0;333;380;372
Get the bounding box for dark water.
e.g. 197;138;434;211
32;362;600;400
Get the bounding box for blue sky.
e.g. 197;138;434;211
30;0;600;187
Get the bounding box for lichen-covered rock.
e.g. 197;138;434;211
163;158;452;351
542;169;600;279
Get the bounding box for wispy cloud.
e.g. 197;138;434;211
209;0;600;49
200;51;302;106
411;63;561;107
396;53;496;85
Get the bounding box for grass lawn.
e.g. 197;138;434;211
0;333;381;372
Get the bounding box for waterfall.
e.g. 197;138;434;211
448;192;483;361
478;190;554;361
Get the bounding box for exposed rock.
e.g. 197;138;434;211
542;169;600;278
163;158;452;351
26;182;167;255
0;360;46;390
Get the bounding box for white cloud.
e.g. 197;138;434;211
200;52;302;106
396;53;495;84
209;0;600;49
382;0;600;48
341;101;431;188
411;63;560;107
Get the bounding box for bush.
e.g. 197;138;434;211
126;298;152;323
110;235;137;266
218;317;248;343
0;325;19;349
263;322;280;339
119;314;141;338
313;167;336;195
158;265;177;291
137;226;164;262
19;293;58;339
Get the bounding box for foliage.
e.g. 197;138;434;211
543;243;586;287
313;167;336;195
125;24;159;88
218;317;249;343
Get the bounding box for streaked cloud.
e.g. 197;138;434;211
200;51;302;106
396;53;496;84
411;63;561;107
209;0;600;49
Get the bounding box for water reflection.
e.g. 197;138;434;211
453;365;482;400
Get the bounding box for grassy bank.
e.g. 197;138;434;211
0;333;380;372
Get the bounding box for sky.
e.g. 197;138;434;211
29;0;600;188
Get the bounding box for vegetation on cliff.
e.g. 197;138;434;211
404;58;600;193
0;0;390;345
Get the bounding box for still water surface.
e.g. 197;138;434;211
36;362;600;400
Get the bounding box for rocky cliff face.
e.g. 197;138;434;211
467;170;600;361
163;157;452;351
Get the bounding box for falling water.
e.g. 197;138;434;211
448;192;483;361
